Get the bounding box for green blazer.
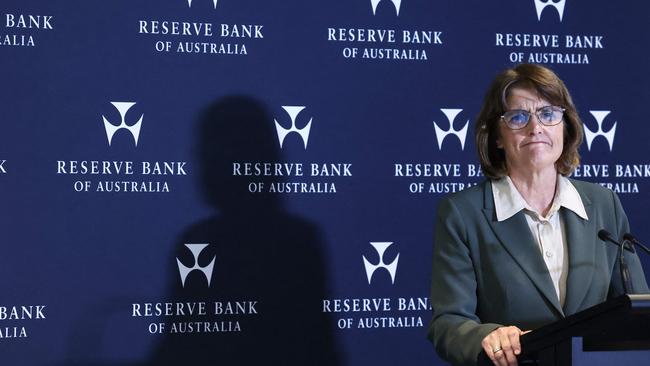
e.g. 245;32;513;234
428;179;649;366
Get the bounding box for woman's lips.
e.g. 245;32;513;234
522;140;550;147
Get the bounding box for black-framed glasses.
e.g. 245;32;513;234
500;106;566;130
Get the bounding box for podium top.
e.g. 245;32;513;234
518;294;650;359
628;294;650;310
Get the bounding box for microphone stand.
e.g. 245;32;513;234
623;233;650;255
598;230;634;294
619;238;633;294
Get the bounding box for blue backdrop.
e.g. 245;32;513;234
2;0;649;365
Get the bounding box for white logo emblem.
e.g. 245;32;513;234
102;102;143;147
534;0;566;21
176;244;216;288
584;110;616;151
432;108;469;150
0;160;6;174
187;0;218;8
363;242;399;284
274;106;312;149
370;0;402;16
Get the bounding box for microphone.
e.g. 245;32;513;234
598;230;635;253
623;233;650;255
598;229;633;294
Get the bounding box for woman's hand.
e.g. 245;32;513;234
481;326;528;366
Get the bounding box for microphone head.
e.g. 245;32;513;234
598;229;613;242
623;233;636;243
622;233;638;253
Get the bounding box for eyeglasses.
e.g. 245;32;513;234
500;106;566;130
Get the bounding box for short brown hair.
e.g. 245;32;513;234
475;64;583;179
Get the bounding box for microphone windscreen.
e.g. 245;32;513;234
598;229;613;242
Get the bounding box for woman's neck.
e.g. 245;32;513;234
508;167;558;217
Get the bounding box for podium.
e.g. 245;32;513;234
515;294;650;366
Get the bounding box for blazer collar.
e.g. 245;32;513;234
562;185;596;315
482;181;565;316
481;180;597;317
488;176;595;315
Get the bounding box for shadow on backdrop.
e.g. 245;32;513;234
144;96;342;365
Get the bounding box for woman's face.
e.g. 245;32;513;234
496;87;564;175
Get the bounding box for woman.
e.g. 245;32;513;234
428;64;649;366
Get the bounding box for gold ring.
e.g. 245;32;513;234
493;347;503;353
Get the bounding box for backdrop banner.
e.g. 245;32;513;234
1;0;649;365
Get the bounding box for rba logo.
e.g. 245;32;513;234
363;242;399;285
176;244;216;288
432;108;469;150
187;0;218;9
102;102;143;147
534;0;566;21
370;0;402;16
584;110;616;151
274;106;312;149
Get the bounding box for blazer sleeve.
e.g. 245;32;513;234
608;190;650;296
428;196;500;366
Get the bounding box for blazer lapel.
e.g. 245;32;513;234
481;182;564;316
562;197;596;315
